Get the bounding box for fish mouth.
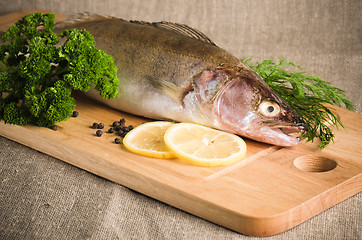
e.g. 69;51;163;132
261;120;307;137
270;122;308;139
277;125;305;138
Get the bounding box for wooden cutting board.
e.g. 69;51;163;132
1;10;361;236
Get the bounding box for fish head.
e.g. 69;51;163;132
194;64;307;146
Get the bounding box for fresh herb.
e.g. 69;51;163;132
242;58;354;149
0;13;118;127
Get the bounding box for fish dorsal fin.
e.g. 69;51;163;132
55;12;117;28
131;20;216;46
56;14;216;46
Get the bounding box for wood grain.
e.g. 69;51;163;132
0;11;361;236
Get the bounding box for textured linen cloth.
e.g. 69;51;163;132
0;0;361;239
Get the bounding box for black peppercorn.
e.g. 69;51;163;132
118;129;124;136
119;118;126;127
114;138;121;144
96;130;103;137
51;125;57;131
71;111;79;117
120;131;127;138
112;121;119;127
97;123;104;129
108;128;114;133
92;122;98;129
128;125;134;131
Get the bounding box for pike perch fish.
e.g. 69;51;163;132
56;14;307;146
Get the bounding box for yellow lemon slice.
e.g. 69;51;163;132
164;123;247;167
123;121;176;159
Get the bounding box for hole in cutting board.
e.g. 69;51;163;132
293;155;337;172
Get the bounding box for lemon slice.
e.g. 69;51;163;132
164;123;247;167
123;121;176;159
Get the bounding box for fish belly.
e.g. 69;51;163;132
86;80;185;121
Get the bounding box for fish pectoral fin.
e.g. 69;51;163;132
147;76;190;106
131;20;216;46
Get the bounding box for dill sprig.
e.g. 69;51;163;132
242;58;354;149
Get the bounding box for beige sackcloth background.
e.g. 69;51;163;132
0;0;361;239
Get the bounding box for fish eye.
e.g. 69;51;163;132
258;100;281;117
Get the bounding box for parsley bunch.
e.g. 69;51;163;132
0;12;118;127
243;58;354;149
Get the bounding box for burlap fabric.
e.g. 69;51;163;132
0;0;361;239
